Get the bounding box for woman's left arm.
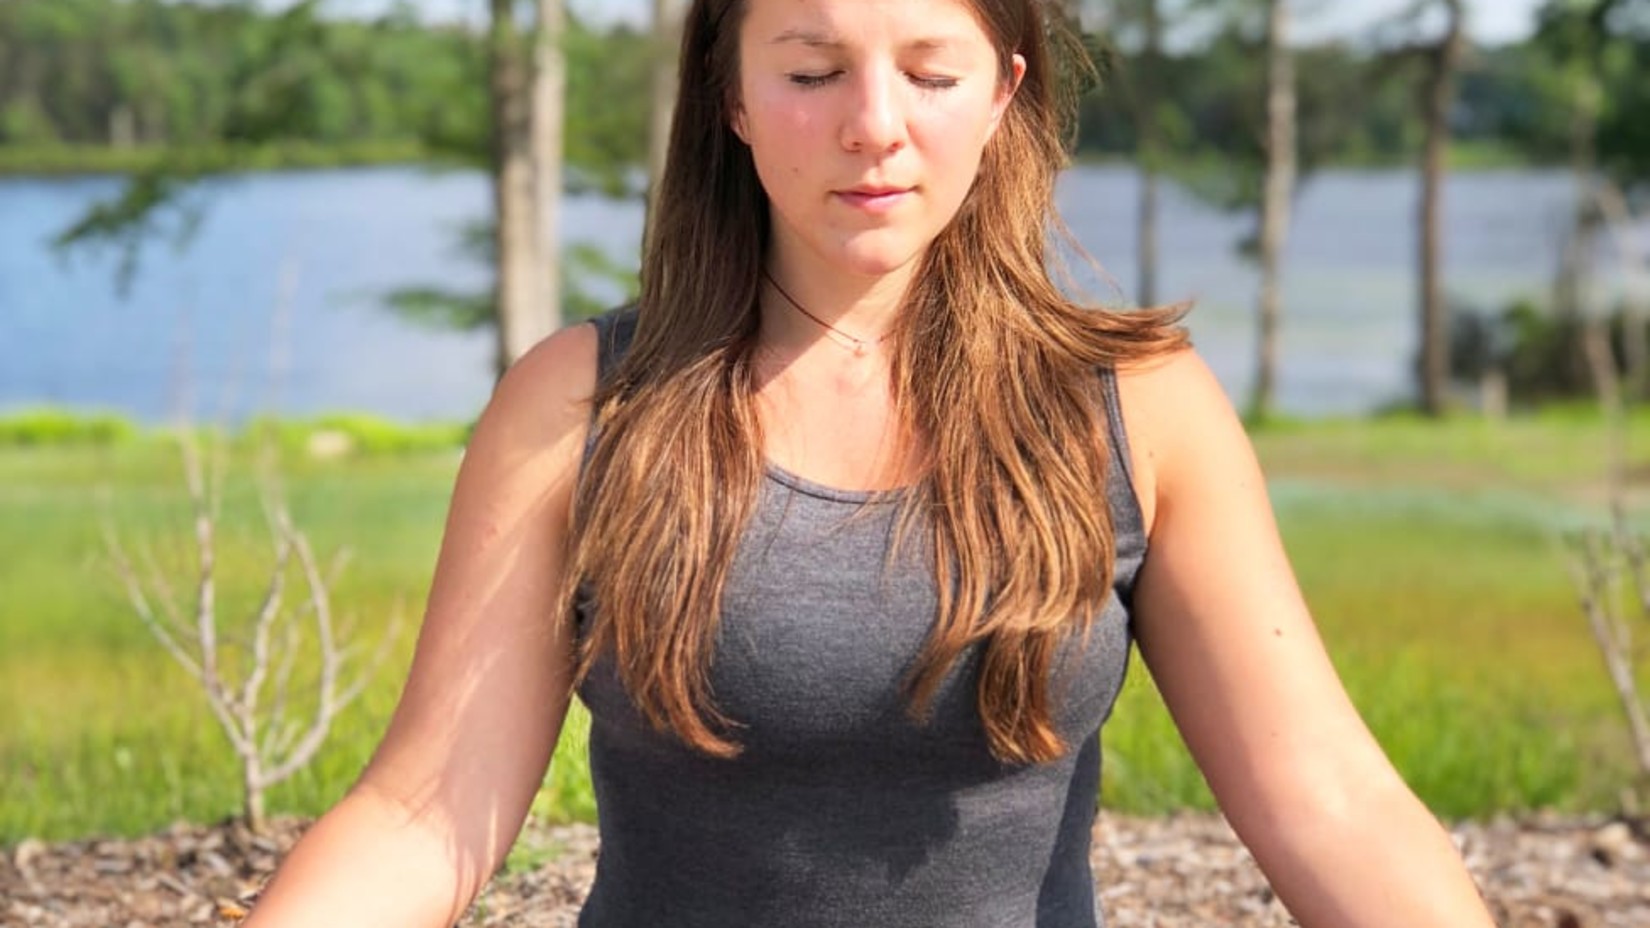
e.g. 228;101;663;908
1115;349;1494;928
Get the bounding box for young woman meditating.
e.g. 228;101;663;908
242;1;1495;924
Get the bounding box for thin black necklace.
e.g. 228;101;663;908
762;271;890;357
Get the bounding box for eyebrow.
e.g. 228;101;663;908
768;28;962;52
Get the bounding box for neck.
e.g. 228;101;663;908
759;255;916;354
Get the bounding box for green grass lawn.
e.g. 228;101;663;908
1;408;1645;843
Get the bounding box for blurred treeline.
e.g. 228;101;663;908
1076;16;1650;180
0;0;650;191
1;0;1646;182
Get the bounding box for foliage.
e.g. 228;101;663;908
1083;6;1407;261
5;0;1649;185
0;0;468;151
0;410;473;455
386;233;640;346
0;0;645;181
1512;0;1650;190
1451;297;1650;404
246;415;472;457
0;408;139;446
9;0;646;350
1074;2;1650;193
563;23;653;198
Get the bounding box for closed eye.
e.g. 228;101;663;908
787;72;961;91
788;72;842;88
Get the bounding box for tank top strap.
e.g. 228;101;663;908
589;303;641;387
1097;365;1149;605
580;305;640;475
1097;367;1135;487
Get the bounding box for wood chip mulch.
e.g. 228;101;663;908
3;813;1648;926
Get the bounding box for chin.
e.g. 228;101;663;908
832;236;929;279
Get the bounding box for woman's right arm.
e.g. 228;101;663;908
242;323;599;927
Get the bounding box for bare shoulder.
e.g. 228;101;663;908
1112;348;1247;535
357;318;601;854
480;321;601;450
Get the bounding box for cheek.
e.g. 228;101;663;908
915;100;998;179
745;91;825;159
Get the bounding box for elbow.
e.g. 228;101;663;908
1224;749;1423;855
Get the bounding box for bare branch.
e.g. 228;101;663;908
1626;526;1650;635
327;547;354;591
134;534;191;644
179;433;225;708
239;531;293;737
103;518;203;679
338;604;406;709
266;613;302;751
264;520;343;786
264;717;302;765
1568;534;1650;775
109;420;400;831
1567;189;1650;796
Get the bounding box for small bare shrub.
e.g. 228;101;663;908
1567;503;1650;805
104;428;400;832
1565;180;1650;809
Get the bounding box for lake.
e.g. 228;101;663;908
0;164;1603;422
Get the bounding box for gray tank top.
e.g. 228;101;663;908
575;307;1145;928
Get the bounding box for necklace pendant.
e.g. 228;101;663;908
853;341;867;357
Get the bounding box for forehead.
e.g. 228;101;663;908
740;0;998;51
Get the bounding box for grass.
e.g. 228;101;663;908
1100;486;1631;818
1;409;1644;844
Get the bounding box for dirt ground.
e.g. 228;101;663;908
3;812;1648;926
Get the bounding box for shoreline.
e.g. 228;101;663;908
0;144;1562;181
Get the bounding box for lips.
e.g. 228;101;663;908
836;186;914;212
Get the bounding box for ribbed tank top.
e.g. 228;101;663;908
574;307;1146;927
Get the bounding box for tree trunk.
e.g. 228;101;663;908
1416;0;1465;417
1251;0;1295;422
1555;77;1602;394
1135;0;1162;308
243;758;266;834
1594;181;1650;401
646;0;685;246
533;0;566;337
491;0;543;373
109;103;137;149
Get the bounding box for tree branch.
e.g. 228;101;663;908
103;519;203;680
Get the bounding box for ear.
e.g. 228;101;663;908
730;101;751;144
988;54;1027;136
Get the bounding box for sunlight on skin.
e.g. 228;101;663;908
240;323;594;926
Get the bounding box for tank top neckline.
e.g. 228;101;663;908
764;460;911;505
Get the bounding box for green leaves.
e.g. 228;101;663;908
1530;0;1650;186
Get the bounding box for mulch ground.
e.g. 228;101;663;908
3;813;1648;926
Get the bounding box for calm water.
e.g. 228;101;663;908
0;164;1599;421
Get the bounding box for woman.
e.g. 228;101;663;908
243;0;1496;925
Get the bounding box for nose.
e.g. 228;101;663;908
840;65;908;155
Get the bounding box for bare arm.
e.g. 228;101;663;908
243;324;598;927
1116;350;1493;927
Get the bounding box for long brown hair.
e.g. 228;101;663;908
564;0;1188;765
